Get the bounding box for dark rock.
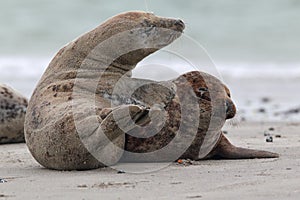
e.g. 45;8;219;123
266;136;273;143
258;108;266;113
0;178;7;183
275;107;300;116
264;131;271;136
261;97;271;103
241;117;246;122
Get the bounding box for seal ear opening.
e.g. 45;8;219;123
208;133;279;159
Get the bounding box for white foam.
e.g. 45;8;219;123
1;57;299;81
1;56;299;121
0;56;49;78
136;59;300;80
217;62;300;79
0;56;50;97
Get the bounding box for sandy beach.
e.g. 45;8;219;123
1;1;300;200
1;122;299;200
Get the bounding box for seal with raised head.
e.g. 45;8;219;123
25;11;186;170
25;11;278;171
0;84;28;144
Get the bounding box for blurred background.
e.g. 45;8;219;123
0;0;299;122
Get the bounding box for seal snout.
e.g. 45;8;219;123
173;19;185;32
225;99;236;119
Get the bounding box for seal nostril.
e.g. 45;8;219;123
225;100;236;119
174;19;185;30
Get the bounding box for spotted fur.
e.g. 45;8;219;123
0;84;28;144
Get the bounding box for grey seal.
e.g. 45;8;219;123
0;84;27;144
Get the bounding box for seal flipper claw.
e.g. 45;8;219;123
85;105;150;166
100;105;150;133
209;133;279;159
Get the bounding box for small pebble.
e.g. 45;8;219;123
177;159;193;166
268;127;275;131
264;131;271;136
266;136;273;143
0;179;7;183
186;195;202;199
177;159;183;164
223;131;228;135
117;170;126;174
275;135;281;138
258;108;266;113
77;184;88;188
261;97;271;103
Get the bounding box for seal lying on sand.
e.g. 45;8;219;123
25;11;278;171
121;71;278;162
0;84;27;144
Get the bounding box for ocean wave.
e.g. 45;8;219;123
0;56;299;121
0;56;49;78
0;57;50;97
217;63;300;79
1;57;300;80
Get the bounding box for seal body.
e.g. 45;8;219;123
25;11;185;170
121;71;229;162
0;84;27;144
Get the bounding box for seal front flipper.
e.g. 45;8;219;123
100;104;151;133
85;105;150;166
207;133;279;159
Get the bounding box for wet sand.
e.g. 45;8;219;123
0;122;299;200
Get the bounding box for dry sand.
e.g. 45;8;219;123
0;122;299;200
